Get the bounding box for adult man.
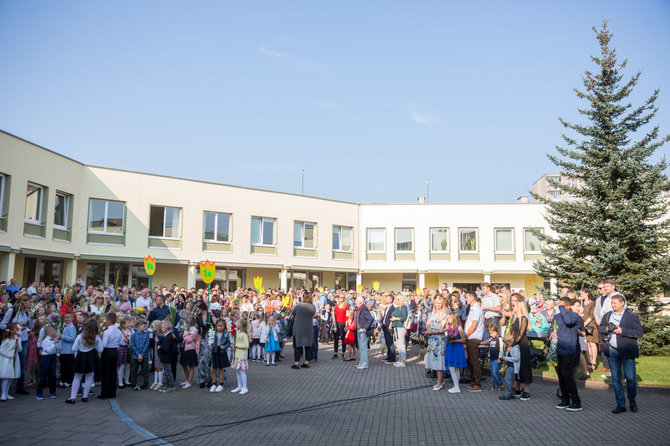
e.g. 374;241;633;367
135;288;151;312
148;295;176;325
355;296;374;370
463;291;484;392
5;278;20;298
380;293;396;363
599;294;643;414
480;282;502;339
594;279;616;376
550;297;582;411
26;281;37;295
417;290;434;337
0;293;34;394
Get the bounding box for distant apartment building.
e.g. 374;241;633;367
531;173;580;202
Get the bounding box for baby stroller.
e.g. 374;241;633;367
527;331;549;369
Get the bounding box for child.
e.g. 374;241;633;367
343;309;357;361
250;313;261;362
25;318;41;388
180;316;198;389
210;319;231;392
59;312;77;389
231;318;249;395
257;312;267;362
499;333;521;401
100;312;122;399
486;324;504;391
0;323;22;401
117;318;132;388
150;320;164;390
320;304;333;343
35;326;62;400
444;312;467;394
157;319;176;393
66;319;103;404
130;319;150;390
263;316;281;366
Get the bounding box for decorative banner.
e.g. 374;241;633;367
253;276;263;290
259;287;265;295
372;281;380;292
144;255;156;276
357;284;363;293
318;286;324;293
200;260;216;284
416;288;421;295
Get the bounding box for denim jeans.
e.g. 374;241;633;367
608;348;637;408
311;324;319;360
357;331;369;367
17;340;28;390
394;327;407;362
504;363;516;397
490;359;502;387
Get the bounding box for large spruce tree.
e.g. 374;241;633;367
532;20;670;342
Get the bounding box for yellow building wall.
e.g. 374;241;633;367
152;264;188;289
424;273;440;290
524;274;545;297
322;271;335;290
76;262;87;282
437;273;484;289
246;267;281;289
13;256;25;285
361;273;402;292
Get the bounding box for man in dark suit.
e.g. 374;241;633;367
599;293;643;414
355;296;374;370
381;293;396;363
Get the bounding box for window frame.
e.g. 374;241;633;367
203;211;232;243
429;227;449;253
458;227;479;253
332;225;353;252
25;182;44;225
394;227;414;253
294;221;316;249
148;205;182;240
524;227;543;254
366;228;386;253
251;216;276;246
0;173;5;218
494;228;515;254
53;191;70;230
88;198;125;236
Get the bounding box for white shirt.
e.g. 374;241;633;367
240;302;254;313
102;325;124;348
41;337;61;355
608;310;625;349
465;303;484;340
481;293;501;320
135;296;151;311
73;334;104;355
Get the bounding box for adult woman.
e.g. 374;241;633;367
507;292;532;400
580;288;598;372
423;295;448;390
332;294;349;359
390;293;408;367
89;294;106;316
291;292;317;369
115;292;131;314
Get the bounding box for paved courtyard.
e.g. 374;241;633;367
2;342;669;445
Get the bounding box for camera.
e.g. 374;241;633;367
603;322;618;341
608;322;618;332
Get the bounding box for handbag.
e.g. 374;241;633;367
285;315;295;337
585;326;594;336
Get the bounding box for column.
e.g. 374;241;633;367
280;268;288;291
64;258;78;286
356;273;362;288
484;272;491;283
550;278;558;296
0;252;16;282
418;272;425;289
187;264;196;289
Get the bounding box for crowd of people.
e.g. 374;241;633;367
0;277;643;414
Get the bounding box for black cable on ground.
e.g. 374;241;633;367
125;383;433;446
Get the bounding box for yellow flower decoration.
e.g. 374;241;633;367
253;276;263;290
357;284;363;293
143;255;156;276
199;260;216;284
372;281;380;292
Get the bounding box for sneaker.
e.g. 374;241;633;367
566;403;583;412
35;394;45;400
448;387;461;394
239;388;248;395
514;389;522;396
488;386;498;391
210;384;217;393
180;381;188;386
556;401;570;409
432;383;444;391
394;362;406;368
498;394;514;400
520;392;530;401
467;385;483;392
355;365;369;370
215;385;224;393
182;383;192;389
601;372;612;378
50;394;57;399
612;406;626;414
133;386;141;391
230;387;241;393
163;387;175;393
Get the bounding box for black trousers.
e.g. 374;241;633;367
101;348;118;398
59;353;75;384
382;325;396;362
293;336;312;362
557;354;580;405
333;322;347;354
130;356;149;388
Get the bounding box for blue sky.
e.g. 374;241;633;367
1;1;669;203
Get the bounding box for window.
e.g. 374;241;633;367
149;206;181;238
25;183;44;223
332;225;353;252
430;228;449;252
88;199;125;234
251;217;276;246
366;228;385;252
459;228;478;252
54;192;70;229
547;190;561;200
494;228;514;253
524;228;543;253
204;211;231;242
294;221;315;248
395;228;413;252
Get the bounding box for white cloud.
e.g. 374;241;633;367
411;111;440;125
259;45;287;59
258;44;324;71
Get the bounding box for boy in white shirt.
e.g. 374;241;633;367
35;326;62;400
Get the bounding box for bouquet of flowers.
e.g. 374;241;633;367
546;336;558;367
445;327;458;341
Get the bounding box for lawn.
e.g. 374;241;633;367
532;354;670;387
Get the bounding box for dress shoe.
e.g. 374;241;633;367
97;395;107;400
612;406;626;414
630;400;638;412
16;389;29;395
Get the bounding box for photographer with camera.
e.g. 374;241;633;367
598;293;643;414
